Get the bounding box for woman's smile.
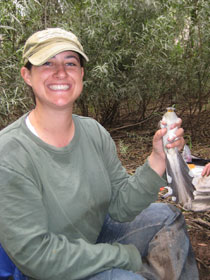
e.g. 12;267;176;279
48;84;71;91
21;50;84;109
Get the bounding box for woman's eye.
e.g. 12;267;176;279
66;62;76;66
43;61;52;66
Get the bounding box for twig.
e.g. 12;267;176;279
193;218;210;230
109;115;157;132
196;257;210;269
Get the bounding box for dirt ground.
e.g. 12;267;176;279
109;112;210;280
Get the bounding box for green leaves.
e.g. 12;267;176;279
0;0;209;132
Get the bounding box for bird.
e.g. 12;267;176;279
161;107;210;211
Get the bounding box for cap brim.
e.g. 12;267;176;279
28;42;89;66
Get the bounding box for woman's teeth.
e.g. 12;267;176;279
49;85;69;90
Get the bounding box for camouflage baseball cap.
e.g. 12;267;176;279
22;28;89;66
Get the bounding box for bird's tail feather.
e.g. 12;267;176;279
166;151;195;208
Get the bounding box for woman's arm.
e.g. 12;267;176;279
0;166;141;280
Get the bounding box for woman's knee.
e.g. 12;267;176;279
140;203;182;226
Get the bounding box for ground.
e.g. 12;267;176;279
108;112;210;280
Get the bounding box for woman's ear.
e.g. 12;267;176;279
20;67;32;87
81;67;84;79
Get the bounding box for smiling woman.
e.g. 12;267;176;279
0;27;199;280
19;29;87;147
21;51;84;112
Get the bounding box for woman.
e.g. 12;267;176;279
0;28;198;280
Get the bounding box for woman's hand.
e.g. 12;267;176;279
164;118;185;150
148;119;185;177
202;163;210;177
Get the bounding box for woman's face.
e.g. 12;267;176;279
21;51;84;110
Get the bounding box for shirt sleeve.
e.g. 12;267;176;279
100;128;167;222
0;164;142;280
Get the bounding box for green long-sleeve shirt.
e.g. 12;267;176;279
0;114;166;280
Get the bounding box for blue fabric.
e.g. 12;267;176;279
84;203;199;280
84;269;146;280
0;203;199;280
0;245;27;280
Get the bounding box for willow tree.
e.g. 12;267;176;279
0;0;209;129
132;0;210;122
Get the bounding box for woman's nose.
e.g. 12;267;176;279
54;64;67;78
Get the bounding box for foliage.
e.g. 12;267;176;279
0;0;209;137
119;139;130;156
133;0;210;137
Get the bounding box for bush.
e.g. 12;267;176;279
0;0;209;131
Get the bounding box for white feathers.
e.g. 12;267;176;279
161;108;195;210
160;108;210;211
